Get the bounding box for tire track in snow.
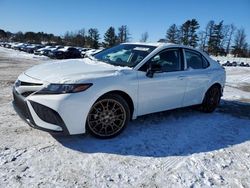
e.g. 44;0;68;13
159;156;185;173
229;150;250;170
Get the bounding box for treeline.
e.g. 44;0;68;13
0;19;249;57
0;30;63;45
165;19;249;57
0;25;131;49
63;25;130;48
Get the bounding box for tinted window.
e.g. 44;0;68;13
144;49;181;72
202;56;210;68
185;50;203;69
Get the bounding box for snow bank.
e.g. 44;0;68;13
0;47;49;61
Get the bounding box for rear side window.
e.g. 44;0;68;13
202;56;210;68
185;50;203;69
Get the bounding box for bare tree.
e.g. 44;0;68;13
199;20;214;50
232;28;248;57
140;32;149;42
225;24;236;54
118;25;130;43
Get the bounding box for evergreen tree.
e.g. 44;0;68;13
180;19;199;47
180;20;190;45
207;21;224;55
0;29;7;39
189;19;200;47
103;27;117;47
166;24;179;44
86;28;100;49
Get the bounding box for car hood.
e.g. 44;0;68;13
24;58;131;83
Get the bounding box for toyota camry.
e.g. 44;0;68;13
13;43;226;138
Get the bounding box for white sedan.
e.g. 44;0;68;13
13;43;226;138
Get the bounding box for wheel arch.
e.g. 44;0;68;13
95;90;135;120
202;82;223;102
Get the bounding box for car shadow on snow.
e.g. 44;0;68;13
53;99;250;157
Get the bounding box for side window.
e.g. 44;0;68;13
202;56;210;68
185;50;203;69
149;49;181;72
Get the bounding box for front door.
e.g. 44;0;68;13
137;48;187;115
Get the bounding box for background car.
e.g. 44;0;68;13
21;44;45;53
12;43;29;51
84;48;104;57
34;45;53;56
49;46;81;59
232;61;237;66
79;48;92;57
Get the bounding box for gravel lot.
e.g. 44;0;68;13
0;47;250;187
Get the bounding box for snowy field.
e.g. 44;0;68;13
0;47;250;187
212;55;250;64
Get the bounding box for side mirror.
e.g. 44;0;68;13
146;62;161;78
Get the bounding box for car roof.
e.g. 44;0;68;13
123;42;199;50
124;42;210;58
123;42;165;47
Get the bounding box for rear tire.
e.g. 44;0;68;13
87;94;130;139
200;86;221;113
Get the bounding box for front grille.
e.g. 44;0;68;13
30;101;65;126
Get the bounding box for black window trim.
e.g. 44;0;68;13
183;48;210;69
138;47;185;72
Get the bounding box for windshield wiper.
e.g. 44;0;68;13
85;54;97;61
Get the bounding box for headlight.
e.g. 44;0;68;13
36;83;92;94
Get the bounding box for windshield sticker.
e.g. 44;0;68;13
133;47;150;51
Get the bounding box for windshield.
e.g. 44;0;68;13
93;44;156;67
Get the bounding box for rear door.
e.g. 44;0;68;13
137;48;188;115
181;49;212;106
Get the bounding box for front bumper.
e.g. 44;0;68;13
12;88;70;135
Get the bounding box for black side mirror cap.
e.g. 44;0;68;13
146;63;162;78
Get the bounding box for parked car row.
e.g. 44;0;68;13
0;42;103;59
221;60;250;67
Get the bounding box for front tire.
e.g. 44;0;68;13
87;94;130;138
200;86;221;113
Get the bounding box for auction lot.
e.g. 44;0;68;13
0;47;250;187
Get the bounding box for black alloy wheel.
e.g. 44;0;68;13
87;94;130;138
201;86;221;113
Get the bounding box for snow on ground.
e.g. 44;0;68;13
222;67;250;102
0;47;49;61
0;47;250;187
